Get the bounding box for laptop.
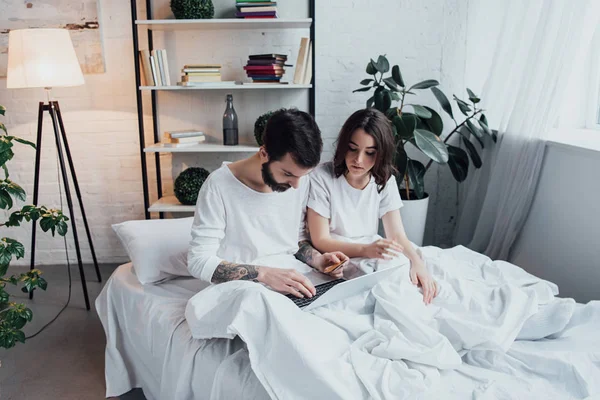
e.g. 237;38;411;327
284;264;404;311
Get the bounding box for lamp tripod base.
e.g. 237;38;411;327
29;101;101;311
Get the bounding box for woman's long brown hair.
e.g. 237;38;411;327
333;108;396;193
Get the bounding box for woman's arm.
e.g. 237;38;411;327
382;209;438;304
306;208;366;257
381;209;422;265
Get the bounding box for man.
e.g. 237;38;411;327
188;109;347;298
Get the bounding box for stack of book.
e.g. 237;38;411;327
235;1;278;19
243;54;289;83
139;49;171;86
178;64;225;87
162;130;206;148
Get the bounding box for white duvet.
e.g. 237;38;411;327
185;246;600;400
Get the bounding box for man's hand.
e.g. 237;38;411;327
257;266;316;298
409;261;438;305
314;251;349;279
362;239;404;260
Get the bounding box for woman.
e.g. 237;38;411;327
307;108;438;304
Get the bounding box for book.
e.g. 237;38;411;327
156;50;167;86
243;65;284;70
182;68;221;74
236;2;276;6
149;55;159;86
139;50;154;86
248;53;287;59
239;6;276;12
182;75;222;82
177;81;238;86
160;49;172;86
293;37;310;84
163;133;206;143
152;50;164;86
161;140;205;148
184;64;222;69
236;11;277;17
165;130;205;139
303;40;313;85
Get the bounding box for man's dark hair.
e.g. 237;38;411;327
333;108;395;193
262;108;322;168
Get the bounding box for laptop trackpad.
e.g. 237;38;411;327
304;270;336;286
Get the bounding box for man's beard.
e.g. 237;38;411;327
261;161;291;192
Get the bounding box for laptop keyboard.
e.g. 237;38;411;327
284;278;346;308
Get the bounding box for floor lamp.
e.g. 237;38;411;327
7;28;101;310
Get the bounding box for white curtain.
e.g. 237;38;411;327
454;0;600;260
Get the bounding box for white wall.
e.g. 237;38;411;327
1;0;468;266
510;142;600;303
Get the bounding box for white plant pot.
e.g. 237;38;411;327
399;194;430;246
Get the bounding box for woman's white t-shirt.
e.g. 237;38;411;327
307;162;403;241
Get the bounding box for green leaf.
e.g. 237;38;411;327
39;217;53;233
461;136;482;168
431;87;454;119
360;79;374;85
366;60;377;75
0;148;14;168
390;92;400;101
460;125;484;149
393;113;417;140
2;164;8;179
375;55;390;73
408;79;439;91
420;107;443;136
15;330;26;343
392;65;404;87
11;241;25;259
407;160;426;199
366;96;375;108
413;129;449;164
0;261;9;277
447;145;469;182
12;137;36;149
6;181;26;202
453;95;471;116
395;145;408;178
353;86;372;93
383;77;401;92
57;220;68;236
374;89;392;113
0;190;13;209
411;105;432;119
479;114;493;136
467;88;480;103
38;277;47;291
0;105;6;116
466;120;484;139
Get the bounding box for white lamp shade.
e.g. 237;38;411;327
7;28;85;89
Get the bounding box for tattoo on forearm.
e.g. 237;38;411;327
211;261;259;284
295;240;321;267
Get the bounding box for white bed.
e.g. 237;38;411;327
98;250;600;400
95;263;269;400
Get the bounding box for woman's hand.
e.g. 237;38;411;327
362;239;404;260
314;251;349;279
409;261;438;304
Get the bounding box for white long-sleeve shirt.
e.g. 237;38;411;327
187;162;309;283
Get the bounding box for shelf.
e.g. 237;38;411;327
144;143;259;153
140;84;311;91
136;18;312;31
149;196;195;213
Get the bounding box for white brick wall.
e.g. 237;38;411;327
1;0;468;266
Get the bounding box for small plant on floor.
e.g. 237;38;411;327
354;55;497;199
0;105;70;349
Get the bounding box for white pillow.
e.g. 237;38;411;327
112;217;194;284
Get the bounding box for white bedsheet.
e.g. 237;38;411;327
95;263;269;400
185;245;600;400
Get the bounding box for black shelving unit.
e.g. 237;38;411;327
129;0;316;219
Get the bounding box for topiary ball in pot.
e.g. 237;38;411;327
171;0;214;20
174;167;210;205
254;111;276;146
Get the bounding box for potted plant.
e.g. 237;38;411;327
0;105;69;349
354;55;496;245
